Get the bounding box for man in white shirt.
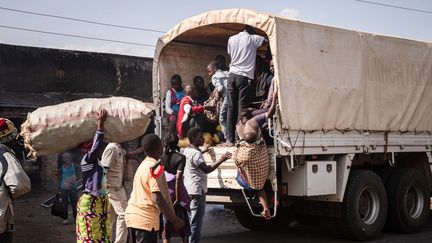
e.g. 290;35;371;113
226;25;267;144
101;143;138;243
183;127;231;243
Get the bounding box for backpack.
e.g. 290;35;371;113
0;144;31;199
203;88;221;123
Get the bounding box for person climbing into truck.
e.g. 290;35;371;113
165;74;186;133
236;131;271;219
234;89;278;219
183;127;232;243
226;25;268;145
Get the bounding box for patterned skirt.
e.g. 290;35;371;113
76;193;111;243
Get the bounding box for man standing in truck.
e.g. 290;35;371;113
226;25;267;145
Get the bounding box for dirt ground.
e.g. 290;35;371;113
12;187;241;243
13;188;76;243
12;187;432;243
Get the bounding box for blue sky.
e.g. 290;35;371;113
0;0;431;57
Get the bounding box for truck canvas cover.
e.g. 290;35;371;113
153;8;432;132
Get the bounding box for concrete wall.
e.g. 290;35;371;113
0;43;153;100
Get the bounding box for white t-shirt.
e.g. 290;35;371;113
183;146;207;195
227;31;266;79
165;89;174;115
211;69;229;97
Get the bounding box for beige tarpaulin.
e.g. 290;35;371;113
153;8;432;132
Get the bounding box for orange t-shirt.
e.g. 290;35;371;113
125;157;160;231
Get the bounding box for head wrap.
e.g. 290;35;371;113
0;118;18;144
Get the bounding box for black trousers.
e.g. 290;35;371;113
181;113;205;138
226;73;254;143
128;228;157;243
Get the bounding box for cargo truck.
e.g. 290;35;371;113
152;8;432;241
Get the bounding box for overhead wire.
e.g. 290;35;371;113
0;6;166;33
353;0;432;14
0;24;156;47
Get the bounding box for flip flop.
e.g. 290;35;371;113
261;209;271;220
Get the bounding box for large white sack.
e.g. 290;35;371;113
20;97;154;157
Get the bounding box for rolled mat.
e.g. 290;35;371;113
20;97;154;158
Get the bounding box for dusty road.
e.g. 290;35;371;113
13;188;432;243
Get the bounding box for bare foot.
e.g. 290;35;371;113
261;208;271;219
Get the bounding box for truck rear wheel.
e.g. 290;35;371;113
233;207;294;231
336;170;387;241
385;168;430;233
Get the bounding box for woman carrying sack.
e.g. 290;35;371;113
76;110;111;243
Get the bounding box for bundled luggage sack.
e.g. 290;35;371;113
20;97;154;157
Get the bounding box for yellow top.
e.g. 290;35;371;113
125;157;160;231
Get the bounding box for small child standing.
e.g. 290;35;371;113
207;61;229;140
57;151;79;225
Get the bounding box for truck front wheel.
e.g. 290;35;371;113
385;168;430;233
336;170;387;241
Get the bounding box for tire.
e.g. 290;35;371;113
376;168;395;185
336;170;387;241
385;168;430;233
234;206;294;231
